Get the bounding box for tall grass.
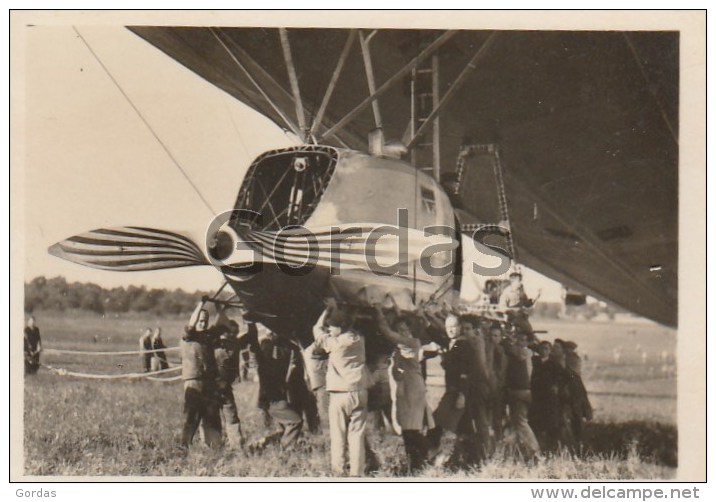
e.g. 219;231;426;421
23;373;675;478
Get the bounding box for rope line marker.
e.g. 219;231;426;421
41;363;181;380
44;347;181;356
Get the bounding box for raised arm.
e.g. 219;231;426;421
312;308;329;340
187;300;206;329
212;305;231;329
373;306;412;346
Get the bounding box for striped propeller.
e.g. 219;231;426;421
48;227;210;271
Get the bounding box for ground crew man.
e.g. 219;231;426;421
150;327;169;371
313;304;370;477
24;316;42;375
503;331;540;460
180;303;223;448
214;319;246;449
139;327;153;372
499;271;539;335
249;330;304;451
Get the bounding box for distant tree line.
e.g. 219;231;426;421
24;276;212;315
25;275;624;320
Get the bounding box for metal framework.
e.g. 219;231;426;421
232;145;339;232
211;28;302;139
358;30;383;131
319;30;457;142
406;32;498;151
310;30;357;138
432;54;441;181
279;29;308;140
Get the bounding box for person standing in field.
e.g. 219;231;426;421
248;330;305;451
214;319;246;449
304;340;330;423
24;316;42;375
461;314;496;461
312;303;370;477
563;340;582;375
150;327;169;371
503;331;540;460
374;305;430;473
529;340;556;450
539;340;576;452
560;340;592;446
236;311;257;382
433;314;481;469
180;303;223;448
139;327;153;373
485;320;508;442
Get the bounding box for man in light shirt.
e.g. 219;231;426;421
499;272;538;335
312;303;370;476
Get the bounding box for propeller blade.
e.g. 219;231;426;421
48;227;210;271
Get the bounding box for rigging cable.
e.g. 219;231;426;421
411;68;419;305
221;95;251;161
72;27;216;216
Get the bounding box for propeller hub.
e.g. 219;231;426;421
208;230;234;261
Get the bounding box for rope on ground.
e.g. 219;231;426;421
43;347;181;356
41;363;181;380
144;374;183;383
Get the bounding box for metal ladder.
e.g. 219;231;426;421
410;47;440;180
491;146;517;265
455;143;517;266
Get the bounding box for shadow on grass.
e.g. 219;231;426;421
582;421;677;467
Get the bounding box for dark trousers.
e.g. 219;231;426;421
156;352;168;370
142;353;152;372
25;353;40;375
402;430;428;473
217;381;244;448
181;380;222;448
507;390;540;458
290;377;321;433
490;389;507;441
447;412;480;468
470;397;492;460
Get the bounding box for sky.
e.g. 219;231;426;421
22;25;564;301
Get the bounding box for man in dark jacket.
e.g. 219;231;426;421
248;330;305;451
460;315;494;461
561;340;592;445
531;341;575;453
180;304;223;448
485;321;508;442
503;331;540;460
24;316;42;375
214;320;245;449
433;314;481;469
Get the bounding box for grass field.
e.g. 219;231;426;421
22;312;677;479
